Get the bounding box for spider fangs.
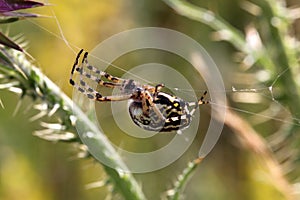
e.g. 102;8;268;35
70;49;209;132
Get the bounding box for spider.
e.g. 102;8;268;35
69;49;209;132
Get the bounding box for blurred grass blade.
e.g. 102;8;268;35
167;158;203;200
162;0;245;50
0;32;22;51
0;17;19;23
0;98;4;108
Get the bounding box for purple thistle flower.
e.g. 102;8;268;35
0;0;43;12
0;0;44;51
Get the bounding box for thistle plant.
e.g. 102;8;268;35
0;1;146;199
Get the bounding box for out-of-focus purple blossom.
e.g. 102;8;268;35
0;0;43;12
0;0;44;51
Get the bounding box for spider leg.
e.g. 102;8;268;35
69;49;84;86
155;83;164;93
142;83;164;95
95;94;132;101
70;50;131;101
70;49;126;89
141;90;166;120
188;91;209;116
82;51;125;83
198;90;209;105
78;67;123;88
71;78;132;101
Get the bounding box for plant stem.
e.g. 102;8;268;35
167;158;203;200
0;47;146;200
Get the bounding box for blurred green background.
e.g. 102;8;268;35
0;0;299;199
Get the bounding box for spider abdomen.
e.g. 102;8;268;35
128;92;193;132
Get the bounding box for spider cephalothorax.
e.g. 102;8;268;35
70;49;209;132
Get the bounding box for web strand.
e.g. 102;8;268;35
25;1;300;128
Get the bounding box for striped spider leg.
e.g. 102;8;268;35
69;50;209;132
70;49;131;101
69;50;165;121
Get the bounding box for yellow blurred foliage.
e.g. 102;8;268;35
0;147;52;200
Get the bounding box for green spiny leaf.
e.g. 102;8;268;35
0;32;22;51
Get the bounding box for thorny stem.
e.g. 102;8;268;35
167;158;203;200
0;47;146;200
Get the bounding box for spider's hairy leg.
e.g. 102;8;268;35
142;90;166;121
69;50;135;102
198;91;209;105
81;51;123;88
70;77;101;100
155;83;165;93
70;50;126;90
188;91;209;116
79;68;123;89
82;51;125;83
71;78;132;101
69;49;84;86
